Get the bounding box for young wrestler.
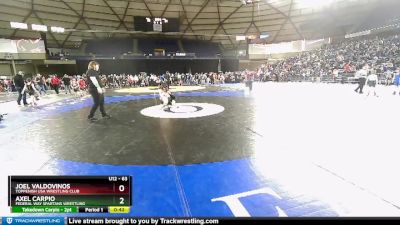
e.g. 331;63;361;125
158;83;176;109
21;78;39;106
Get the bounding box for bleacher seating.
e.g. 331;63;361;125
85;38;132;55
181;40;221;58
138;39;179;54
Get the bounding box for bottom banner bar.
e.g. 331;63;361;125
65;217;400;225
67;218;223;225
1;217;399;225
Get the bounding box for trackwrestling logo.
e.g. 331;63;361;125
2;217;63;225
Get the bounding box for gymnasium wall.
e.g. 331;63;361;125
0;62;35;77
36;64;78;76
0;64;12;76
15;63;35;75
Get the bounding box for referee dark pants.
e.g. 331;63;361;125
355;77;366;93
16;86;27;105
247;81;253;91
88;89;106;118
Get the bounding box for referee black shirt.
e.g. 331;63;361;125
13;74;25;88
86;69;103;91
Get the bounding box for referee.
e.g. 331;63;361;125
86;61;111;121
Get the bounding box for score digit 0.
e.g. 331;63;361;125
119;185;125;192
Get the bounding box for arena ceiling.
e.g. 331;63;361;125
0;0;398;49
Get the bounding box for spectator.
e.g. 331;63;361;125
51;75;61;94
393;69;400;95
365;70;379;97
35;74;47;95
62;74;72;94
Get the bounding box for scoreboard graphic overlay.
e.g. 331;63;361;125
8;176;132;214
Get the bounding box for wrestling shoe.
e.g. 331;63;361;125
161;105;170;110
88;117;98;122
102;114;112;119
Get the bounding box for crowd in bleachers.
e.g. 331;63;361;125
1;71;251;96
0;79;14;93
98;71;246;88
263;34;400;83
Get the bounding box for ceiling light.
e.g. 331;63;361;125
32;24;48;32
236;36;246;41
10;22;28;29
51;26;65;33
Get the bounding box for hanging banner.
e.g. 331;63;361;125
11;39;46;53
0;38;45;53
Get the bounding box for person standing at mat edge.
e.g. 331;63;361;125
14;71;28;106
86;61;111;121
354;64;368;94
245;70;255;92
